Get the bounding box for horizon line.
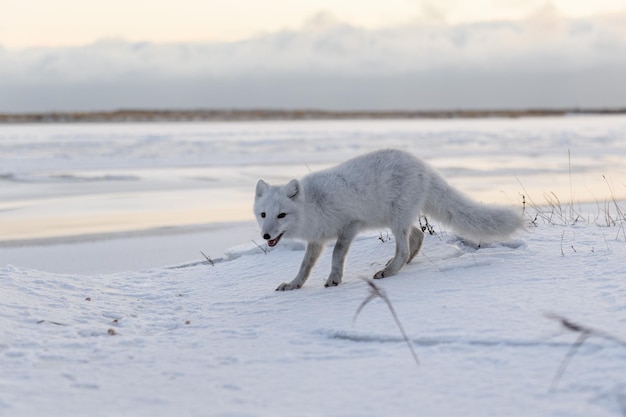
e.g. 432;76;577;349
2;107;626;123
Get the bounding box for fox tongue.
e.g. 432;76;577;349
267;233;282;247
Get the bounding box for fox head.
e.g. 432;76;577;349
254;179;303;247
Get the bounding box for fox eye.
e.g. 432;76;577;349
277;213;286;219
260;212;266;218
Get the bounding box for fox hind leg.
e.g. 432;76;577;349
374;225;410;279
407;226;424;264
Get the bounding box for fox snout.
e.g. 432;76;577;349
263;231;284;247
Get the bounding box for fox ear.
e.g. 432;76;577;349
285;179;300;199
256;179;269;198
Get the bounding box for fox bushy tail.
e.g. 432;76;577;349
423;175;523;243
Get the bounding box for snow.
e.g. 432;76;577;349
1;116;626;416
3;218;626;416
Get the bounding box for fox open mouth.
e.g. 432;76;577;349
267;233;284;247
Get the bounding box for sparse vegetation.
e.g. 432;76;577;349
419;215;436;236
520;175;625;231
378;232;391;243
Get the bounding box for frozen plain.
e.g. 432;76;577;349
1;116;626;416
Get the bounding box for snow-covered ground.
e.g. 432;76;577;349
1;116;626;416
2;212;626;416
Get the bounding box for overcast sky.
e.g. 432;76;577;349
1;0;625;112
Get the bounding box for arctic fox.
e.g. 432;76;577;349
254;149;523;291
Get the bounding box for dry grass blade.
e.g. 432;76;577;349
546;313;626;346
354;278;420;366
568;149;574;221
200;251;215;266
545;313;626;390
251;240;268;255
603;175;626;219
36;320;66;326
354;292;378;320
602;175;626;241
550;331;590;391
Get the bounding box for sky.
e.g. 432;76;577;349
1;0;626;112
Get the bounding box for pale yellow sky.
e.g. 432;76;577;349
1;0;625;49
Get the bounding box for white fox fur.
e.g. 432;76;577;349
254;149;523;290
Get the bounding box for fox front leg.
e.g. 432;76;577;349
325;221;361;287
276;242;324;291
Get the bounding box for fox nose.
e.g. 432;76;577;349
263;233;271;240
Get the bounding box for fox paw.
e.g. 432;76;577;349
373;270;388;279
276;282;301;291
324;278;341;288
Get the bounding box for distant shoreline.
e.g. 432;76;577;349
2;108;626;123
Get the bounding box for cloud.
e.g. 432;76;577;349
1;11;626;111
